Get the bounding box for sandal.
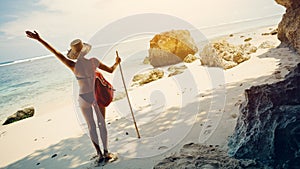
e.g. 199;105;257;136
94;156;105;167
104;150;118;163
105;153;114;160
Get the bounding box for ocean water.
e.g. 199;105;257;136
0;15;283;123
0;56;73;122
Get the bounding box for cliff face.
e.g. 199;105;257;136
276;0;300;54
228;63;300;168
275;0;300;9
228;2;300;167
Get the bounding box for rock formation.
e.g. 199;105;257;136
200;40;256;69
149;30;198;67
154;143;263;169
228;63;300;168
132;69;164;86
276;0;300;54
3;107;35;125
183;54;198;63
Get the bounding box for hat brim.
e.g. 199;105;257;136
67;43;91;59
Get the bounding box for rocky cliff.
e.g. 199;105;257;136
276;0;300;54
228;63;300;168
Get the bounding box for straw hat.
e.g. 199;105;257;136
67;39;91;59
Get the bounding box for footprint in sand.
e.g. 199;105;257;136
0;131;7;138
204;130;212;135
158;146;168;150
284;65;292;71
274;71;282;79
234;100;242;106
231;114;238;119
51;154;57;158
244;38;252;42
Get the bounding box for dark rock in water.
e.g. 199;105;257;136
154;143;263;169
2;107;34;125
275;0;300;54
228;63;300;168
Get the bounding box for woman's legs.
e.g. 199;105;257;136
94;106;114;159
93;104;108;151
100;106;106;119
79;94;110;160
80;104;103;157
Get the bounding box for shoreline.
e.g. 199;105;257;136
1;25;300;168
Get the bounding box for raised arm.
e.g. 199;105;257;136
98;56;121;73
25;30;75;71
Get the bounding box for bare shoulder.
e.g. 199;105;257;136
90;57;99;63
89;57;101;67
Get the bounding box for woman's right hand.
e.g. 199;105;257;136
25;30;40;40
115;56;121;64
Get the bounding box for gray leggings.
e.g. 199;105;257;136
79;95;108;150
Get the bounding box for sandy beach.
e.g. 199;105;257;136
0;25;299;169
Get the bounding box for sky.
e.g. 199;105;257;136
0;0;285;63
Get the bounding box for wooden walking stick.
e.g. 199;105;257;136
116;51;141;139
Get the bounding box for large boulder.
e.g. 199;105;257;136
149;30;198;67
200;40;256;69
228;63;300;168
276;0;300;54
2;107;35;125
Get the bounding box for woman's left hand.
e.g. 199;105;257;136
25;30;40;40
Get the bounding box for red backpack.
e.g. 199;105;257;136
94;71;114;107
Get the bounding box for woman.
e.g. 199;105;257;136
26;30;120;164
